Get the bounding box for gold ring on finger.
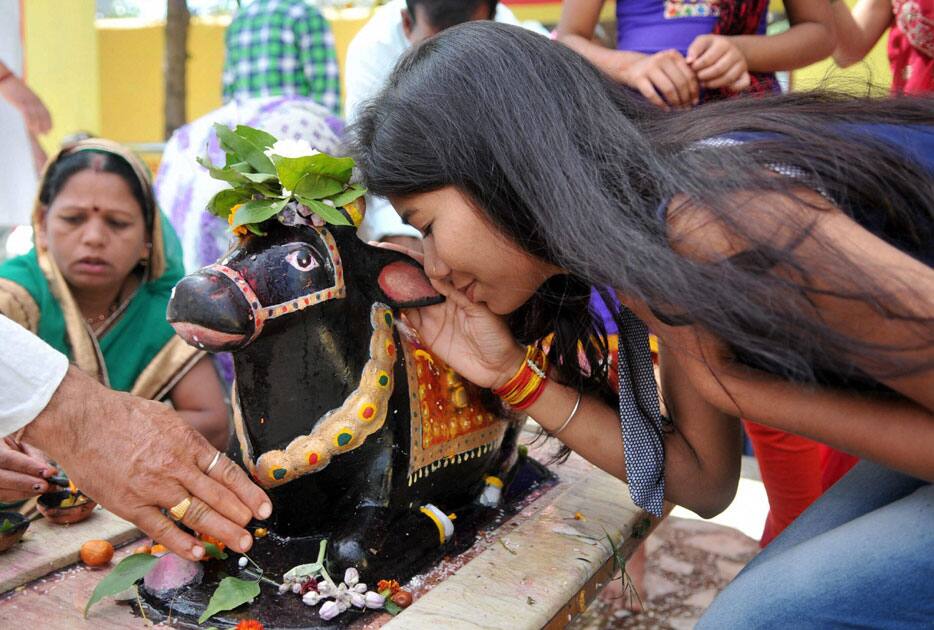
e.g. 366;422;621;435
169;496;192;521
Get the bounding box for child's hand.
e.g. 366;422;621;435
687;34;751;91
618;49;700;110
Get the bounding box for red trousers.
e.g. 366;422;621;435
745;420;859;546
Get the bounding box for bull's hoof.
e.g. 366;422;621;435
329;536;369;576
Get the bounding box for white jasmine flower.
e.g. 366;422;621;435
302;591;322;606
319;600;341;620
343;568;359;587
364;591;385;609
350;591;366;609
238;557;248;568
265;138;318;160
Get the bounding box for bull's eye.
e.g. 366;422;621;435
285;249;318;272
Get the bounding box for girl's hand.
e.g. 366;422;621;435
618;49;700;110
687;34;751;91
401;277;525;390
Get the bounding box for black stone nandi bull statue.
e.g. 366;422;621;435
163;201;549;625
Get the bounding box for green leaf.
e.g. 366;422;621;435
245;223;267;236
296;197;353;227
204;543;228;560
273;154;354;192
207;189;251;219
242;172;279;184
384;599;402;616
214;123;276;175
293;172;344;199
84;553;159;617
232;198;289;228
0;518;13;533
198;576;261;624
234;125;277;150
197;156;250;186
326;184;366;208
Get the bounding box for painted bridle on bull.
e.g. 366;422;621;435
206;213;347;345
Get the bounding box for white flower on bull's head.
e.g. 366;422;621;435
265;138;319;160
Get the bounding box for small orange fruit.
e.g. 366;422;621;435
150;544;169;555
390;590;413;608
80;540;114;566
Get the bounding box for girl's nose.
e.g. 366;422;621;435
422;238;450;279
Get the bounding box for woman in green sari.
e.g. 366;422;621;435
0;139;228;455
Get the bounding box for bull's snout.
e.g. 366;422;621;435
167;270;255;352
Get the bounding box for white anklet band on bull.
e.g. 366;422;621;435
234;302;398;487
419;503;456;545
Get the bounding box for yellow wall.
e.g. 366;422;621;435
22;0;100;153
97;16;228;143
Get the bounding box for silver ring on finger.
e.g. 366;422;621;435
205;451;222;475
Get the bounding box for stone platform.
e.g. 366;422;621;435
0;432;657;629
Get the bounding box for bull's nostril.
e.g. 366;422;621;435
167;270;254;350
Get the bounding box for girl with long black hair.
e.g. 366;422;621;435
349;22;933;626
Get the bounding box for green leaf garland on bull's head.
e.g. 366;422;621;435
200;124;366;237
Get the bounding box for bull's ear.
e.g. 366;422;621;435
376;258;443;308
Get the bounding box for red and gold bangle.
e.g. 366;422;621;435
493;344;548;409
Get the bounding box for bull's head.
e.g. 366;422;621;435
167;204;440;354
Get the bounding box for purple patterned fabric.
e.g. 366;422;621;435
616;0;720;55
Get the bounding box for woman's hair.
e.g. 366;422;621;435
348;22;934;406
39;148;151;226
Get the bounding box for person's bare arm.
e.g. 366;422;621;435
831;0;893;67
20;366;271;560
732;0;837;72
170;356;230;451
688;0;836;91
0;61;52;135
662;190;934;480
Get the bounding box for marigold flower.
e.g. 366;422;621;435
377;579;401;595
234;620;264;630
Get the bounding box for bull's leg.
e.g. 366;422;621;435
329;441;394;575
477;419;523;507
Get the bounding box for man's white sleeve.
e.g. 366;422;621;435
0;315;69;436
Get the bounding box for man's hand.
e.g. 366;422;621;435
687;35;751;91
0;74;52;135
21;367;271;561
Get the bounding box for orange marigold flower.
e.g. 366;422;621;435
234;620;264;630
199;533;226;553
228;205;249;237
377;579;401;595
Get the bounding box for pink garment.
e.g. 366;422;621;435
889;0;934;94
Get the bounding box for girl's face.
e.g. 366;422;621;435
389;187;561;315
38;169;148;294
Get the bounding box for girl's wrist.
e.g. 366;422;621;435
491;345;527;391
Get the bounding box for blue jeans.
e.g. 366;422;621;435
697;461;933;628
